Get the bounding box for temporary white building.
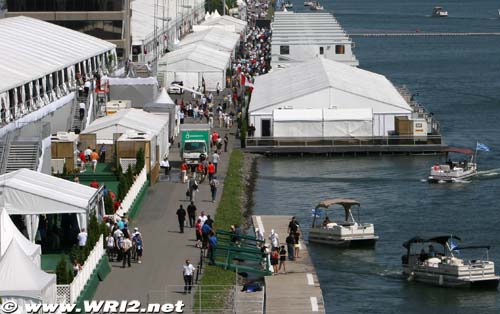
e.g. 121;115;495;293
158;44;231;91
271;12;358;68
0;16;116;125
0;240;56;306
82;108;169;160
322;108;373;137
179;27;240;57
248;58;412;138
0;169;103;242
201;15;248;34
0;208;41;267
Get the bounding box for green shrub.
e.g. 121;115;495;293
135;148;145;175
56;256;70;284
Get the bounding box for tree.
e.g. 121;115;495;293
126;165;134;187
117;174;130;201
134;148;145;175
56;256;70;284
104;194;114;215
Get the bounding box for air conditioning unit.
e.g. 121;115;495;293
283;105;293;109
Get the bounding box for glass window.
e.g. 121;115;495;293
335;45;345;54
280;45;290;55
319;47;324;55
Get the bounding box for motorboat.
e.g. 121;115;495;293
428;147;477;183
304;1;313;6
402;234;500;289
308;199;378;247
284;1;293;8
309;1;324;10
432;6;448;17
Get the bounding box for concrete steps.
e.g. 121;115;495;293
5;141;39;173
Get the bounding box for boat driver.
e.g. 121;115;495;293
428;244;436;257
322;216;331;227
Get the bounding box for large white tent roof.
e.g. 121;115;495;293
0;16;116;94
249;58;412;114
0;209;41;265
0;169;98;215
179;27;239;53
0;240;56;301
82;108;166;138
159;44;230;72
202;15;247;33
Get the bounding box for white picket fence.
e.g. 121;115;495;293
117;166;147;216
56;234;105;304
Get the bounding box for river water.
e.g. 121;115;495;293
252;0;500;313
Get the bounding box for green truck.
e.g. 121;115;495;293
180;124;210;165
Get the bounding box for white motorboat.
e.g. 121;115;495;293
428;147;477;183
309;1;324;10
402;234;500;289
308;199;378;247
304;1;313;6
432;6;448;17
284;1;293;8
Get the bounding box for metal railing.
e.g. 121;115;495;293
246;135;443;148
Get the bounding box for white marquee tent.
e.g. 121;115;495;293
179;27;240;56
0;208;41;267
82;108;169;160
0;169;102;242
249;58;412;137
0;240;56;307
158;44;231;91
323;108;373;137
143;88;179;138
202;15;248;34
273;109;323;137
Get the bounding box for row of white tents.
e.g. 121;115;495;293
0;169;105;307
158;15;248;91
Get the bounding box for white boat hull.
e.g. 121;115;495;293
309;223;378;247
428;164;477;182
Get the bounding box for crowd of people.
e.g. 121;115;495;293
75;143;106;173
104;216;144;268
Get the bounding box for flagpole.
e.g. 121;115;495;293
474;141;478;167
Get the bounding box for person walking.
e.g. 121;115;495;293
121;235;132;268
195;219;203;248
279;245;287;273
99;144;106;162
160;157;170;175
216;82;221;96
180;162;188;183
90;149;99;173
106;232;115;261
212;151;220;173
223;134;229;152
188;176;198;202
77;228;87;247
79;102;85;121
207;162;215;182
201;222;212;249
187;201;197;227
210;178;218;202
183;259;196;294
268;229;279;249
133;232;143;264
176;205;187;233
208;232;217;265
294;231;301;259
286;232;295;261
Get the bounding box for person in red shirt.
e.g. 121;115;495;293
212;131;219;146
207;162;215;182
180;162;188;183
79;151;86;172
90;179;99;189
113;199;121;213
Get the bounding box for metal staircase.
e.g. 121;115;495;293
5;140;40;173
71;95;88;133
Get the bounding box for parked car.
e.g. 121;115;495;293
168;81;183;94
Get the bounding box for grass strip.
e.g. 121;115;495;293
195;149;244;311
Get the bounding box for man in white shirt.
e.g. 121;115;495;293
160;157;170;175
198;211;208;226
84;146;92;161
212;151;220;173
182;259;196;294
77;228;88;247
84;80;91;97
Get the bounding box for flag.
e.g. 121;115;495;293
311;208;322;218
476;142;491;152
450;240;460;254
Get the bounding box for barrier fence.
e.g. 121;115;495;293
56;235;105;304
117;166;147;216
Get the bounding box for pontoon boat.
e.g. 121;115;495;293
402;234;500;289
284;1;293;8
304;1;313;6
432;6;448;17
308;199;378;247
428;147;477;183
309;1;324;10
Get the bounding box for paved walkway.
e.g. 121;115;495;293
251;215;326;314
94;119;237;309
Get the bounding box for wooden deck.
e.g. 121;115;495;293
252;215;326;314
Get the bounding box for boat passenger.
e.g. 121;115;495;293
428;245;436;257
322;216;331;227
419;248;428;262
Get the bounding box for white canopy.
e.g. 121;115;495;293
323;108;373;137
202;15;247;34
82;108;166;141
0;208;41;267
179;27;240;53
273;109;323;137
0;169;98;215
155;88;175;105
159;44;231;73
249;58;412;115
0;16;115;94
0;240;56;303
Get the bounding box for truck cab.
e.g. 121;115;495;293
180;124;210;165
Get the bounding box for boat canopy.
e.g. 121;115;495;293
452;245;491;251
316;198;360;209
444;147;474;155
403;234;461;249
